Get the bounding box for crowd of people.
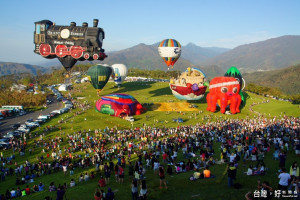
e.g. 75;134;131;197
0;97;299;199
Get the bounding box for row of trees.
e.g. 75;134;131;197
0;90;47;107
245;83;300;104
128;68;181;79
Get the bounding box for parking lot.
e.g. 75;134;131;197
0;100;63;135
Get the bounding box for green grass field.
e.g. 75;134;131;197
0;81;299;200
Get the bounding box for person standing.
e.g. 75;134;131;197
56;185;65;200
131;179;138;200
159;166;167;189
119;165;124;184
69;163;74;176
139;180;147;200
105;163;111;185
279;151;287;168
128;162;134;181
278;168;291;191
98;176;106;187
106;188;115;200
289;161;299;180
63;165;67;175
227;163;237;188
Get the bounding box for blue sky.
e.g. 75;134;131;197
0;0;299;64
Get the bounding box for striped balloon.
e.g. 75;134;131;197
158;39;181;67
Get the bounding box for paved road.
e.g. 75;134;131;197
0;100;63;135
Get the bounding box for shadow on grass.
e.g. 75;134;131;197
149;85;172;97
112;82;155;93
151;103;161;111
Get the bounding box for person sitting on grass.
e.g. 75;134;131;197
38;182;44;191
84;172;89;182
79;173;83;182
49;182;56;192
254;164;266;175
32;184;39;192
70;179;76;187
203;167;211;178
10;188;16;198
175;164;182;173
167;164;173;175
25;185;31;195
246;165;254;176
94;188;102;200
192;169;203;180
91;171;95;179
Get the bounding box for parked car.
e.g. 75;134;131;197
173;118;183;123
125;116;135;122
0;138;10;143
0;142;11;149
17;127;30;133
49;112;58;117
19;111;26;116
25;121;39;128
26;118;33;123
37;115;50;120
11;123;21;129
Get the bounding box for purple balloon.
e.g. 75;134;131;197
191;83;199;91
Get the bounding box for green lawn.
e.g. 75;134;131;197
0;81;299;200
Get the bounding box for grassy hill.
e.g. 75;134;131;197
0;81;299;200
243;64;300;95
202;35;300;72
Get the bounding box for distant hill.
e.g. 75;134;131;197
243;64;300;95
202;35;300;72
102;42;228;73
103;43;194;71
200;65;225;78
181;43;230;64
0;62;53;76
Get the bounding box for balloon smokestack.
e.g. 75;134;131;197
70;22;76;26
82;22;88;27
93;19;99;27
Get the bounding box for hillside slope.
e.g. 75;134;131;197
0;62;51;76
243;64;300;94
202;35;300;72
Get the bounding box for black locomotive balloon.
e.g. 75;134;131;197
33;19;107;72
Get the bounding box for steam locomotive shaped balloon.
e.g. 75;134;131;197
33;19;107;71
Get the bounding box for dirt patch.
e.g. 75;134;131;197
152;102;198;111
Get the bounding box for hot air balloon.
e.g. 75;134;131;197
169;67;208;100
87;64;112;95
33;19;107;75
111;64;128;87
158;39;181;69
95;93;145;117
224;66;246;105
206;77;242;114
